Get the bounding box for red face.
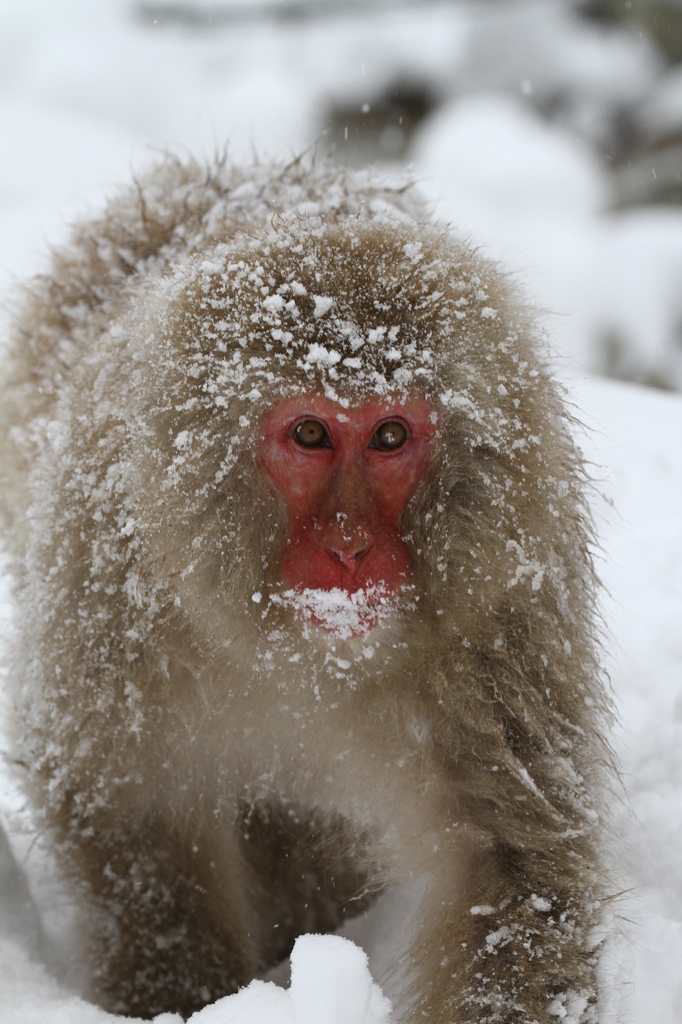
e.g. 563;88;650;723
259;395;435;606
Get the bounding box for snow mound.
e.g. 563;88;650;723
196;936;391;1024
415;93;607;225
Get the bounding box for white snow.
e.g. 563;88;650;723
269;586;396;640
566;378;682;1024
529;895;552;914
304;343;342;367
312;297;335;320
413;94;682;389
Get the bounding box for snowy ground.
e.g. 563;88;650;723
572;379;682;1024
2;1;682;1021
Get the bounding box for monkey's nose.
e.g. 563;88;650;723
324;523;373;573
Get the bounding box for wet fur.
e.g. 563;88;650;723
0;156;612;1021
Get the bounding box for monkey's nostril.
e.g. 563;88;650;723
327;537;371;571
324;521;373;572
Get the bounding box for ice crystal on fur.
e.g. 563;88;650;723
269;586;396;640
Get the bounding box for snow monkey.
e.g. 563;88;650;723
0;156;612;1023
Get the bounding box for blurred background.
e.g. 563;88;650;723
2;0;682;389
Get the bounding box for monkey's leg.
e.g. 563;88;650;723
73;811;260;1019
238;802;380;972
402;842;598;1024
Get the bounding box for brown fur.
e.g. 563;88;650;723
0;155;612;1022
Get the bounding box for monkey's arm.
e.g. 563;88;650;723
403;836;599;1024
66;806;260;1019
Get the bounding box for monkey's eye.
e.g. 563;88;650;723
294;419;331;448
370;421;408;451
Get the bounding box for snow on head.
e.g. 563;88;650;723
313;295;335;319
305;344;342;368
270;586;396;639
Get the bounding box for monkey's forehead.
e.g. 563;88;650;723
140;216;533;409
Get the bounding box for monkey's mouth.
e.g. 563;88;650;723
269;585;395;639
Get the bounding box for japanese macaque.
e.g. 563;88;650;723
0;156;612;1023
